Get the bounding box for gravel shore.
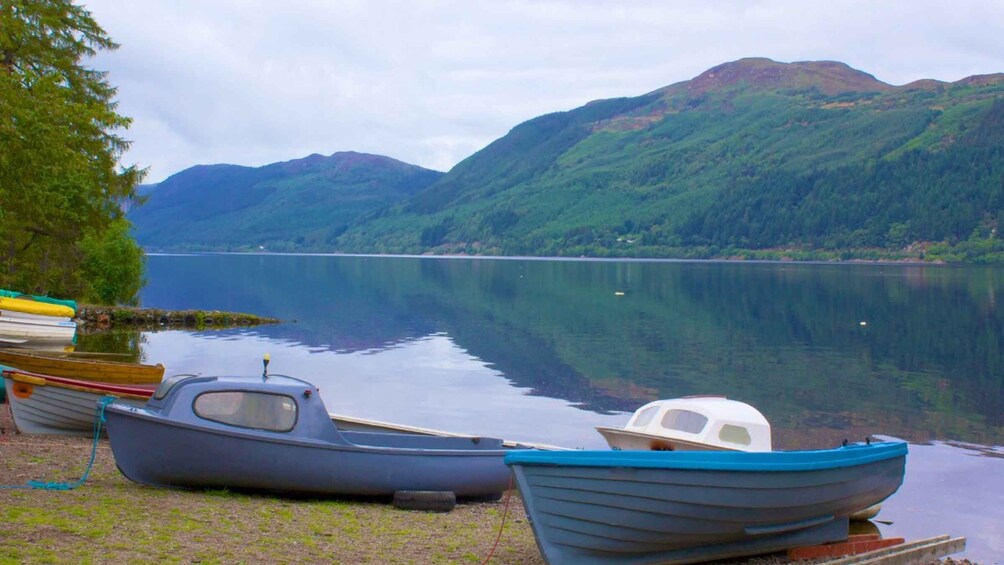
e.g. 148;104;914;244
0;405;543;564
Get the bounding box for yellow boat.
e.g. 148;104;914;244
0;349;164;384
0;296;75;318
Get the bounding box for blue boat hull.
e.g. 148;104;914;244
106;405;515;497
506;442;907;564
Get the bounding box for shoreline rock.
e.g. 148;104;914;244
75;306;280;331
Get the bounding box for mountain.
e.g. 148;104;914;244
333;58;1004;262
131;58;1004;262
128;152;443;251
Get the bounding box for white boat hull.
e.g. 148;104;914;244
3;376;145;435
0;308;73;324
0;313;77;343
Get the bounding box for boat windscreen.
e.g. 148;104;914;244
631;406;659;428
193;391;297;432
154;374;198;400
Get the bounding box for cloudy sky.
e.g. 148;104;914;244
83;0;1004;183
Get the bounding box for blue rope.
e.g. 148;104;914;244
1;395;116;491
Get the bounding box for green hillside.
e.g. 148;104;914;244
335;58;1004;262
130;58;1004;262
128;152;443;251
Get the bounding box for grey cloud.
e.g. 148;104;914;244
82;0;1004;182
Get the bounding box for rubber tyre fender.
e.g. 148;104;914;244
392;490;457;512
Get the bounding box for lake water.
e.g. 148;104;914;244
90;253;1004;562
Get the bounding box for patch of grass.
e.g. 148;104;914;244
0;421;544;564
202;486;230;495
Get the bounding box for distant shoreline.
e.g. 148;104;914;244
144;250;952;267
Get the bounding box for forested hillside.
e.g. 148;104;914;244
132;58;1004;262
334;58;1004;262
129;152;442;251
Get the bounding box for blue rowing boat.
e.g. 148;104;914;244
505;440;907;564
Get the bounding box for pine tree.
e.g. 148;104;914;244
0;0;145;302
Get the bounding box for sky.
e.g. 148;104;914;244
82;0;1004;184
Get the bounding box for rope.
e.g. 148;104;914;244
481;471;516;564
0;395;115;491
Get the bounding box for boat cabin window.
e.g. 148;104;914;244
718;424;752;446
660;409;708;434
194;391;297;432
630;406;659;428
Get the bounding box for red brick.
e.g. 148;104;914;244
788;537;905;560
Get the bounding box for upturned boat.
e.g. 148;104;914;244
0;309;77;345
2;368;154;435
105;372;532;498
0;290;76;318
0;349;165;384
505;440;907;564
0;290;77;346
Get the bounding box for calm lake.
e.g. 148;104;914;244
85;253;1004;562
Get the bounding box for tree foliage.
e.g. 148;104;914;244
0;0;144;303
79;216;144;304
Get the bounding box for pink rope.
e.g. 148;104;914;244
482;471;516;564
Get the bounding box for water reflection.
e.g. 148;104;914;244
76;330;148;364
133;254;1004;448
125;329;621;450
878;441;1004;561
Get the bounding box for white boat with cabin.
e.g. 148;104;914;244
596;396;771;452
596;395;882;520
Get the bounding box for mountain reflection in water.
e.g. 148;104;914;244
123;254;1004;446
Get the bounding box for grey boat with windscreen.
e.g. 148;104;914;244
104;372;529;498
